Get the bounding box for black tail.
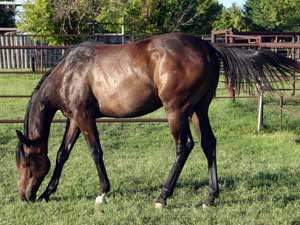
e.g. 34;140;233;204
213;45;300;92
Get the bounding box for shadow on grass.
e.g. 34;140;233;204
49;195;97;201
44;169;300;208
221;191;300;207
220;169;300;206
244;169;299;189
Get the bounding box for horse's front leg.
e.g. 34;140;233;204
75;114;110;204
39;118;80;201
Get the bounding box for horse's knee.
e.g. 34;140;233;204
176;142;193;160
176;134;194;154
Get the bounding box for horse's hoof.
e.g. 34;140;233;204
154;202;165;209
95;193;107;204
202;203;209;208
199;199;216;208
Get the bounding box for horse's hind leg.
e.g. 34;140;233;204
155;111;194;208
192;103;219;207
75;113;110;204
39;118;81;201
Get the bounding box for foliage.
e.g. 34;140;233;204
245;0;300;31
0;0;15;28
17;0;101;44
213;4;248;31
16;0;300;44
95;0;223;35
17;0;222;43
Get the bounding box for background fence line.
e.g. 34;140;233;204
1;31;300;130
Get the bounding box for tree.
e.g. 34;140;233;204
97;0;222;35
17;0;223;43
144;0;222;35
17;0;101;44
245;0;300;31
213;4;247;31
156;0;222;34
0;0;16;28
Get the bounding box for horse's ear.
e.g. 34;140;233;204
16;130;30;146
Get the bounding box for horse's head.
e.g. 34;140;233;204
15;130;50;202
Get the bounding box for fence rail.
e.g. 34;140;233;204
0;95;296;131
0;118;169;124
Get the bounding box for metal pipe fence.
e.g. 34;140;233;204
1;31;300;130
0;81;296;130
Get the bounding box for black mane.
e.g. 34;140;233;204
23;49;73;136
23;68;54;136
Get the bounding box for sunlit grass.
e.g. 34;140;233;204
1;74;300;224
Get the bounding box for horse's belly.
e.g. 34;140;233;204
93;81;162;118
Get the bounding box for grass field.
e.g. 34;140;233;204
1;74;300;225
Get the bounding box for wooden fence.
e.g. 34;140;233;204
0;35;36;70
0;33;138;72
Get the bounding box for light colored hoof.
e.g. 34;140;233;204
154;202;165;209
202;203;208;208
95;194;107;204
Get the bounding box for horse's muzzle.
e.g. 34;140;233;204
20;193;36;202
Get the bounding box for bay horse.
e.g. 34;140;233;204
15;33;299;208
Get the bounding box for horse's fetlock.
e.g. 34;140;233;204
91;148;103;159
57;151;69;164
102;182;110;193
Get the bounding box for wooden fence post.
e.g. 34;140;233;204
10;35;15;69
279;95;283;130
40;35;43;72
292;48;296;96
24;35;28;69
20;35;23;69
15;35;19;69
0;36;5;68
5;36;10;69
257;91;264;132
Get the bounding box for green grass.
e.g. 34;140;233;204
1;74;300;224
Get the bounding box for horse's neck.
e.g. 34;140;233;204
26;92;56;145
